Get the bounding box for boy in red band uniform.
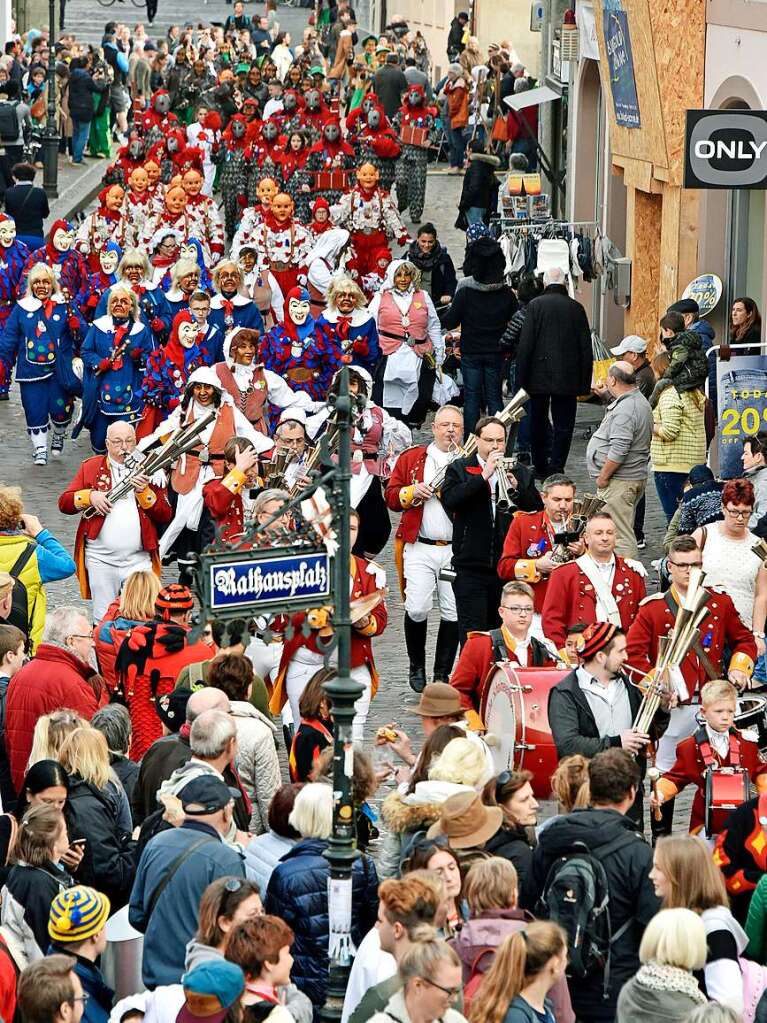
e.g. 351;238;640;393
653;680;767;835
498;473;583;618
202;437;262;543
451;581;559;728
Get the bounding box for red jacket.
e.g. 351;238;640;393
58;455;172;598
203;468;247;543
659;730;767;833
541;557;646;648
384;445;429;544
5;645;108;791
270;556;387;714
626;589;756;700
497;509;558;613
450;627;557;713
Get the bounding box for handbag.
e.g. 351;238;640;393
30;95;45;120
491;115;509;142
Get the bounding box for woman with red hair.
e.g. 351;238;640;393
692;478;767;673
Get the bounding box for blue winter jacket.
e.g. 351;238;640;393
129;820;245;989
264;838;379;1019
0;295;85;387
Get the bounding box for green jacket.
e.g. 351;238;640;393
746;873;767;963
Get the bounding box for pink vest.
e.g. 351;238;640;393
215;363;269;432
352;405;385;475
377;291;432;356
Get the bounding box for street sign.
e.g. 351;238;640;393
202;547;332;617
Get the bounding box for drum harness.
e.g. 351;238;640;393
488;628;550;668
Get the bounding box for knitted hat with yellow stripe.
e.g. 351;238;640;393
48;886;111;943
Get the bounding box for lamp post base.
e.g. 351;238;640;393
42;129;59;198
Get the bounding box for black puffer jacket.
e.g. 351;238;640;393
0;861;73;960
485;824;536;910
66;776;137;910
264;838;379;1018
459;152;500;213
533;808;659;1023
516;284;593;396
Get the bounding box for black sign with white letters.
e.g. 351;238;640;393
684;109;767;189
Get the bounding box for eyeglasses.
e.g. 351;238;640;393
724;506;751;520
667;560;703;569
68;634;95;642
419;977;461;999
501;605;534;615
72;995;90;1007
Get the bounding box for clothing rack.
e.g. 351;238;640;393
498;219;599;232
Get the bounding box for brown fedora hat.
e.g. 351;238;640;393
426;791;503;849
410;683;463;717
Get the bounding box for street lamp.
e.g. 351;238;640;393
42;0;59;198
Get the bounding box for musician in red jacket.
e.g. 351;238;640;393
653;680;767;835
202;437;262;543
626;535;755;838
450;581;559;728
269;509;387;743
541;511;646;648
58;421;172;620
384;404;463;693
497;473;584;617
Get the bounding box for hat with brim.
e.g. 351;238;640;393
410;682;463;717
426;791;503;849
611;334;647;356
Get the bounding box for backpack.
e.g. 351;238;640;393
6;541;36;648
0;101;18;143
463;946;496;1012
537;832;638;995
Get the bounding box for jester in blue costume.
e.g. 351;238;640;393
208;258;264;337
0;214;31;401
77;284;153;454
96;247;173;339
318;275;380;374
83;241;123;323
0;264;85;464
260;286;343;401
138;309;214;439
22;219;91;313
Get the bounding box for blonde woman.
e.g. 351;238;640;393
468;921;568;1023
57;727;136;908
0;263;85;464
28;710;87;774
80;284;153;454
93;569;161;688
369;937;467;1023
616;908;707;1022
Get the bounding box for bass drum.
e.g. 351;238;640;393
479;663;570;799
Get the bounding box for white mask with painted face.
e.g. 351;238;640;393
288;297;310;325
178;321;198;349
180;243;196;262
100;250;119;275
0;220;16;247
53;228;74;253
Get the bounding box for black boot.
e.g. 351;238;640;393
650;795;675;844
433;619;459;683
404;614;428;693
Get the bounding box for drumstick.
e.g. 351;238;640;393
647;767;663;822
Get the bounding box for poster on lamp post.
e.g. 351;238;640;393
603;0;641;128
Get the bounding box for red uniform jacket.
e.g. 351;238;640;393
450;626;557;713
203;468;248;543
541;557;646;648
384;445;429;544
659;729;767;833
58;455;172;598
497;509;558;613
5;645;108;791
626;589;756;700
269;555;387;715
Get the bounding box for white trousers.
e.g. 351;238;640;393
86;551;152;622
404;541;456;622
655;703;701;772
285;646;372;744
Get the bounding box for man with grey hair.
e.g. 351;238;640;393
92;703;138;804
132;686;231;824
516;267;592;479
586;360;653;559
4;605;106;792
156;708;250;835
58;419;172;620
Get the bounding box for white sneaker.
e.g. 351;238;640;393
33;450;47;466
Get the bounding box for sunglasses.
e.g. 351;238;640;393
412;834;450;853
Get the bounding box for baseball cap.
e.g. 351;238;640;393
180;775;241;814
611;334;647;356
177;961;245;1023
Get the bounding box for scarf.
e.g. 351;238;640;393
634;962;706;1004
408;240;444;273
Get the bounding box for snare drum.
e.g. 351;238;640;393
479;663;568;798
704;766;750;836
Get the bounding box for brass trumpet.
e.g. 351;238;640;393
550;494;606;564
262;448;297;489
495;458;519;513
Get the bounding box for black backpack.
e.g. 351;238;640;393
6;542;36;649
0;101;18;143
537;833;638;996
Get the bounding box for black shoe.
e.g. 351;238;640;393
409;664;427;693
0;392;8;402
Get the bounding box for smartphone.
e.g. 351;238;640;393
71;839;87;849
